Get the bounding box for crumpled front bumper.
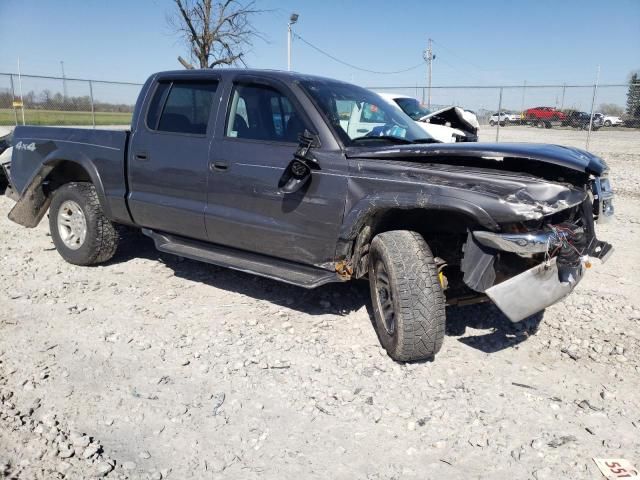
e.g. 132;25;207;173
484;258;582;322
466;226;613;322
473;229;614;261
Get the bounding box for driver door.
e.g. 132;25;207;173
205;77;348;266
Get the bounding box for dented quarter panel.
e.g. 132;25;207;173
9;126;130;224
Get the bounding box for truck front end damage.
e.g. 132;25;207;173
461;189;614;321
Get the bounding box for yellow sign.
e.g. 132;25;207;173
12;101;23;108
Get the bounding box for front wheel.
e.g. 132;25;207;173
489;120;496;126
368;231;446;362
49;182;119;265
604;120;611;127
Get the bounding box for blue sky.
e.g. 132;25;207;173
0;0;638;93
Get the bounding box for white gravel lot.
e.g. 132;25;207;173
1;126;639;480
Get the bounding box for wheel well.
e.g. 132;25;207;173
349;208;480;278
46;161;92;191
6;160;95;228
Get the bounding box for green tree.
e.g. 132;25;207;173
626;72;640;119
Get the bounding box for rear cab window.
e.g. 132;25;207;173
146;80;218;135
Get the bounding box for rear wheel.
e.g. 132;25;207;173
49;182;119;265
368;231;446;362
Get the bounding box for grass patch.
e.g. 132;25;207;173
0;108;132;126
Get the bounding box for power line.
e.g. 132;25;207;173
292;32;426;75
430;39;490;73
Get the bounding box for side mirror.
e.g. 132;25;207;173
278;158;313;194
278;130;320;194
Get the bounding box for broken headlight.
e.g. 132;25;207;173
591;175;614;223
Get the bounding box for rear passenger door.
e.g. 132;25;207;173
128;78;219;241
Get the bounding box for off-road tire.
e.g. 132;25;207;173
49;182;119;266
368;230;446;362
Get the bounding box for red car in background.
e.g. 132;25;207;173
523;106;566;128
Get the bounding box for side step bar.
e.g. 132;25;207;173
142;229;343;289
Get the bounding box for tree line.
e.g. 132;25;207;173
0;90;134;113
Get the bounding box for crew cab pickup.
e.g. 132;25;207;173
6;69;614;362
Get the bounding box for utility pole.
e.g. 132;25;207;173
586;65;600;151
60;60;68;100
423;38;435;109
287;13;299;71
17;57;25;125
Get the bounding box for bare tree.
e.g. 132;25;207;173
598;103;624;116
169;0;265;69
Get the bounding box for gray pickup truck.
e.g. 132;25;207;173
6;69;614;362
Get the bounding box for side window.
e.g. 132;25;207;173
146;82;171;130
149;81;218;135
226;83;305;142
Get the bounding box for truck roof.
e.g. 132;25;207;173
150;68;351;86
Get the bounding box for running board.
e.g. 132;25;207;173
142;229;343;289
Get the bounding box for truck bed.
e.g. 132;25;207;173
10;126;129;196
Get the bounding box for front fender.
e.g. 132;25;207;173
339;191;499;242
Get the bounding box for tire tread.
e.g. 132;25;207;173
369;230;446;361
49;182;118;265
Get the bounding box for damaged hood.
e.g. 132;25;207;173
345;142;608;176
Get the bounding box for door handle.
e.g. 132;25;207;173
135;151;149;161
210;161;228;171
356;128;368;133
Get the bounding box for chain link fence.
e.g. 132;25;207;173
1;72;638;151
0;73;142;127
372;83;639;149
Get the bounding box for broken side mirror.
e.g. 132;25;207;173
278;129;320;194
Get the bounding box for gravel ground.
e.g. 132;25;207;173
1;126;639;479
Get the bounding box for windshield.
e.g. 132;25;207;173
394;97;431;120
299;79;433;145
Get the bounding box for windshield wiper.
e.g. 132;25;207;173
351;135;413;145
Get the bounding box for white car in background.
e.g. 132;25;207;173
598;114;623;127
376;92;479;143
489;111;520;126
0;126;14;195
